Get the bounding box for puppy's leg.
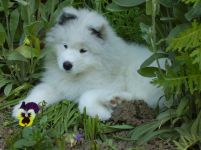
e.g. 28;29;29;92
78;90;113;121
12;83;62;118
78;90;133;120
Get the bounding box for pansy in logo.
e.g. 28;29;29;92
17;102;40;127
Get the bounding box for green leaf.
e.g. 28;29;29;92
191;111;201;135
160;17;175;21
139;23;152;46
173;5;187;22
137;129;174;144
176;97;189;117
14;139;28;148
19;2;29;23
167;22;201;52
22;127;33;139
190;47;201;70
113;0;146;7
14;0;28;6
156;109;177;126
138;67;160;77
43;0;56;16
4;83;12;96
163;97;175;108
0;98;22;110
24;21;42;36
0;0;9;15
24;140;37;147
140;53;168;68
0;23;6;45
108;124;134;130
0;80;10;88
7;50;28;62
185;2;201;21
176;136;199;149
15;45;39;58
146;0;152;15
40;115;48;125
130;121;160;140
9;9;19;41
159;0;179;8
14;139;36;148
168;23;190;38
106;2;129;12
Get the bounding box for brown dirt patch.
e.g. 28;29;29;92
0;110;10;150
0;109;17;150
110;100;156;126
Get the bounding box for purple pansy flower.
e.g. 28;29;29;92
20;101;40;113
17;102;40;127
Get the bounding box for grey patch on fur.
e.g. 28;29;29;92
58;12;77;25
89;27;104;39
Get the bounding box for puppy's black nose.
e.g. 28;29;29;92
63;61;73;71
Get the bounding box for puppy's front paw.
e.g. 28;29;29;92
79;104;111;121
94;109;111;121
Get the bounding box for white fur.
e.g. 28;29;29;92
12;7;163;120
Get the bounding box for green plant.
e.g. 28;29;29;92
0;1;146;149
82;108;101;141
5;0;201;149
106;0;201;148
105;8;144;43
173;111;201;149
11;127;61;149
40;100;79;135
8;100;79;149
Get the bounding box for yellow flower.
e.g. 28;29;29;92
16;101;40;127
23;37;31;46
17;109;36;127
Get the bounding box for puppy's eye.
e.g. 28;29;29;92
80;49;87;53
64;44;68;49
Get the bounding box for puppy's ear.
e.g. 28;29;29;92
89;24;106;40
57;7;77;25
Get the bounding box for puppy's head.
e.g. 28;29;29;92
46;7;111;74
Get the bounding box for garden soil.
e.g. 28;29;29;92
0;109;13;150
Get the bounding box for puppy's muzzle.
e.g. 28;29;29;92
63;61;73;71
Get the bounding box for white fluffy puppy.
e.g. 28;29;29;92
12;7;163;120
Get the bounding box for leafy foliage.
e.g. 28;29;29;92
106;8;144;43
109;0;201;149
1;0;144;149
157;22;201;96
2;0;201;149
0;0;60;102
82;108;100;141
39;100;79;135
181;0;201;4
9;101;78;149
173;111;201;149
